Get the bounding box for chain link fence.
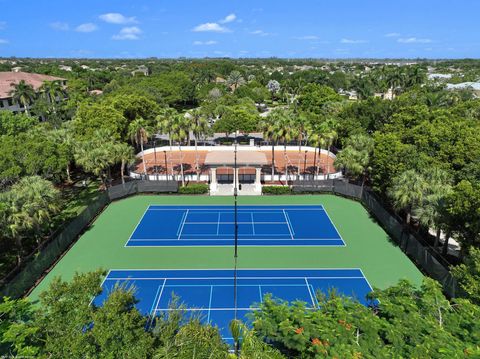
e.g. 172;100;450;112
293;179;457;297
0;180;179;298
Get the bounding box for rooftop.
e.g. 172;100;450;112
0;71;66;99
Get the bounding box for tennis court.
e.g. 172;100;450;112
93;268;373;342
126;205;344;247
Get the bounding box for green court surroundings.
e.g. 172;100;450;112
29;194;423;301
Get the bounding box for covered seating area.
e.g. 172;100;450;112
204;150;267;195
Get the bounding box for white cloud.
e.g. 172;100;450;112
50;22;69;31
293;35;319;40
341;38;367;44
99;13;138;24
219;13;236;24
112;26;142;40
193;22;230;33
385;32;400;37
193;40;218;45
75;23;98;33
398;37;432;43
0;39;8;44
250;29;271;36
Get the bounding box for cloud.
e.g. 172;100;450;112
193;40;218;45
398;37;432;43
0;39;8;44
99;13;138;24
75;23;98;33
385;32;400;37
50;22;69;31
112;26;142;40
193;22;230;32
250;30;271;36
219;13;236;24
293;35;319;40
341;38;367;44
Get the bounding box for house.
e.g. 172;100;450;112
59;65;73;72
446;82;480;98
131;65;149;77
0;72;67;114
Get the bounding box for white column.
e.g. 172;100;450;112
255;167;262;192
210;168;217;192
234;167;239;192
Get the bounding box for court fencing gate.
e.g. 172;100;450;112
0;180;178;298
293;179;457;298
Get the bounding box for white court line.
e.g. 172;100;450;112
176;211;187;236
128;237;342;240
125;208;150;246
147;208;326;212
216;212;220;235
305;278;317;308
89;269;112;306
207;285;214;323
182;221;288;225
105;276;366;281
284;211;296;236
152;279;167;315
321;207;346;246
177;209;189;240
156;307;260;311
251;213;255;235
283;210;295;240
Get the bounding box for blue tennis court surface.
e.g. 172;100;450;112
126;205;344;246
93;269;373;343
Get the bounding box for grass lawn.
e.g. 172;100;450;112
29;194;423;301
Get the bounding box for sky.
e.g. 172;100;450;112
0;0;479;59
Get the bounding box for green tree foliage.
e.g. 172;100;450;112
0;176;61;263
452;247;480;305
213;105;258;136
0;111;37;136
73;102;127;141
253;278;480;358
298;83;343;115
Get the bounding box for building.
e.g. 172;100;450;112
0;72;67;114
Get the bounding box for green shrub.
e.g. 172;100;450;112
262;186;291;195
178;183;209;194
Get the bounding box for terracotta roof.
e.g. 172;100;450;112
0;72;66;99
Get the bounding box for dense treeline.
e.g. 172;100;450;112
1;58;480;356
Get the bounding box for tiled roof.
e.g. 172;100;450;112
0;72;66;99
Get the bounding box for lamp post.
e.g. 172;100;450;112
163;150;168;181
153;140;158;181
303;150;308;180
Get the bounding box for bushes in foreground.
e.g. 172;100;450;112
178;183;209;194
262;186;292;195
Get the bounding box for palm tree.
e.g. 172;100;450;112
308;128;327;177
189;108;210;180
170;114;190;187
334;133;374;193
275;111;295;180
9;80;36;116
156;107;178;150
389;169;428;225
227;70;245;92
318;119;338;178
114;143;135;184
260;115;281;180
2;176;61;263
128;118;150;176
413;168;452;248
39;80;65;114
